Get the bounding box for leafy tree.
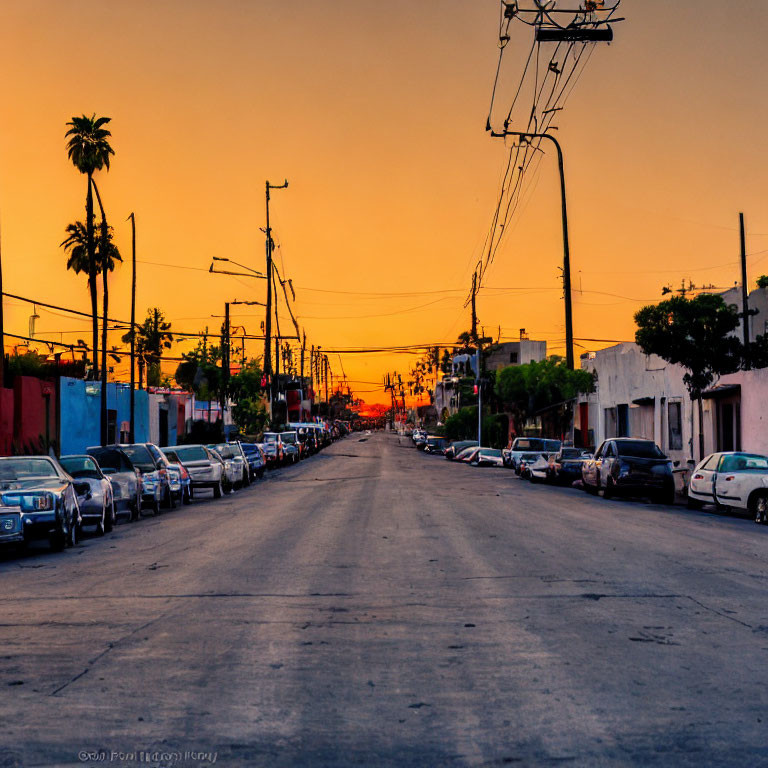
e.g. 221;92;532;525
495;356;594;436
634;294;742;458
228;359;268;435
757;275;768;289
65;114;114;375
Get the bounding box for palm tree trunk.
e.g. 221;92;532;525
86;173;98;378
697;395;705;461
92;180;110;446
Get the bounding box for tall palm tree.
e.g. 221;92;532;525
61;219;122;327
65;114;114;377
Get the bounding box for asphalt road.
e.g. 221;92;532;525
2;432;768;768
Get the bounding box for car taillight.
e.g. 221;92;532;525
693;473;704;480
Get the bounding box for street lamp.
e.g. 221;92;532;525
490;127;574;369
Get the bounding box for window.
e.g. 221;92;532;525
617;404;629;438
509;352;518;364
668;401;683;451
604;443;616;458
701;454;719;470
616;440;665;459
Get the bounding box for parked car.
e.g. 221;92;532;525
85;446;141;521
109;443;174;514
162;444;225;498
455;445;481;462
239;442;267;480
158;449;193;505
582;438;675;504
687;452;768;521
518;452;548;480
280;431;302;463
208;447;238;493
209;443;249;487
444;440;478;461
527;454;552;482
413;431;429;451
468;448;504;467
0;455;83;551
261;434;286;467
59;455;116;534
424;436;448;455
504;437;562;471
547;448;593;485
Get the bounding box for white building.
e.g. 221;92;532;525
577;343;693;465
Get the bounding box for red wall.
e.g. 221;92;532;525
8;377;56;454
0;388;13;455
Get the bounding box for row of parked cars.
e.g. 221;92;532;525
0;422;344;554
410;429;768;523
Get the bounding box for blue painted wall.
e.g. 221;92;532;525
59;378;149;455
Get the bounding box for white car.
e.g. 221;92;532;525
687;452;768;522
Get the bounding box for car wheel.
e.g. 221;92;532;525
130;498;140;521
223;479;233;495
68;517;80;548
213;479;223;499
686;496;704;511
105;498;115;532
257;468;265;479
751;493;768;524
164;486;175;510
151;497;161;516
96;504;106;536
242;470;251;487
49;521;67;552
183;487;192;505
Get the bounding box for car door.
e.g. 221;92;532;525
597;442;611;486
714;455;750;509
585;442;604;487
689;454;719;502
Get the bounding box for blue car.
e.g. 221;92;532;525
239;442;267;480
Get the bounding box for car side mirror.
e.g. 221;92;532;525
673;460;681;468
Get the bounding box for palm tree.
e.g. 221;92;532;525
123;308;173;388
65;114;114;376
61;218;122;362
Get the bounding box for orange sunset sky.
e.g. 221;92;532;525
1;1;767;406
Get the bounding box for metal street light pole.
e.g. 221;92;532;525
490;129;574;369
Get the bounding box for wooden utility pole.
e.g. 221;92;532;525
222;302;230;430
264;179;288;410
128;213;136;442
740;212;750;366
0;218;4;389
470;268;478;343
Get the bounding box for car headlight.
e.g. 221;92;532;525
1;492;54;511
618;461;631;477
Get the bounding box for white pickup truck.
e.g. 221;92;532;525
687;452;768;522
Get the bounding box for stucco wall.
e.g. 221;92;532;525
580;343;694;461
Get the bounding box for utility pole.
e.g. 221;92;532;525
222;302;230;435
472;269;478;341
264;179;288;411
324;356;329;406
476;339;482;446
127;213;136;442
490;129;574;368
740;212;751;368
300;331;306;381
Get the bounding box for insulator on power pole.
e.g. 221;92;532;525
535;25;613;43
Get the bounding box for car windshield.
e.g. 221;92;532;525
60;457;101;479
172;446;208;463
560;448;583;460
263;434;278;443
87;449;126;471
456;447;477;460
479;449;502;458
120;445;156;471
512;438;545;451
0;458;59;481
615;441;665;459
281;433;297;444
211;444;235;459
521;452;543;461
720;454;768;472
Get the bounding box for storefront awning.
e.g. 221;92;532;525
702;383;741;400
631;396;655;406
